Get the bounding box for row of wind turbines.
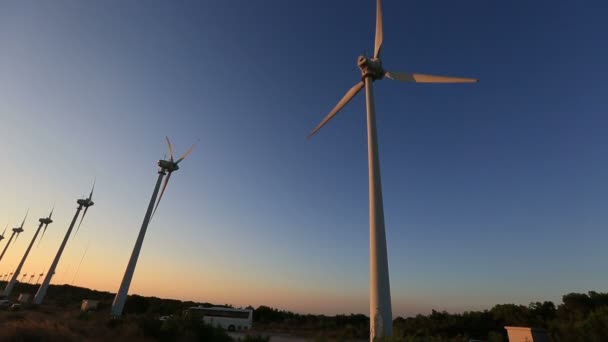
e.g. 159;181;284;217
0;138;196;318
1;0;476;339
1;272;44;285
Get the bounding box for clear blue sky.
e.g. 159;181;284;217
1;0;607;316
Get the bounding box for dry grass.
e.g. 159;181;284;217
0;307;159;342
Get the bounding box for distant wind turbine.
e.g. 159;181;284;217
20;273;27;283
307;0;477;339
0;210;28;264
29;274;35;284
4;207;54;296
34;183;95;304
110;137;197;317
36;272;44;285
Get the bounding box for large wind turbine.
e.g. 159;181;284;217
307;0;477;339
4;207;53;297
34;184;95;304
110;137;196;317
0;211;28;264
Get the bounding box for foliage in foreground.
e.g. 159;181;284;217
255;291;608;342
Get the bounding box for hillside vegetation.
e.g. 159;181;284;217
0;282;606;341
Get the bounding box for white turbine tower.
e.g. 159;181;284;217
0;211;28;264
307;0;477;339
110;137;196;317
34;183;95;304
4;207;53;297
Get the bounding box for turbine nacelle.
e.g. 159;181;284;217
39;217;53;225
157;159;179;172
77;198;94;208
12;227;24;234
358;55;384;80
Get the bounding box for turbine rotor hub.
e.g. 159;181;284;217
77;198;94;207
13;227;23;233
358;56;384;81
39;218;53;224
158;159;179;172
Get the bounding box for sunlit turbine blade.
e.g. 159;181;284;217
176;140;199;164
151;171;171;219
166;136;174;162
49;204;55;219
374;0;383;58
385;71;478;83
74;207;89;237
307;81;365;139
20;209;29;228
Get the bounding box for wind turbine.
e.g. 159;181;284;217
34;183;95;304
110;137;196;317
21;273;27;283
0;224;7;245
307;0;477;339
36;272;44;285
28;274;35;284
4;207;54;296
0;210;28;264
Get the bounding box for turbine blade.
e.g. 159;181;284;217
385;71;479;83
2;224;6;236
74;207;89;237
37;224;49;247
14;233;19;243
176;140;199;164
88;179;96;200
48;204;55;219
166;136;174;162
374;0;383;58
151;171;171;219
20;209;29;228
307;81;364;139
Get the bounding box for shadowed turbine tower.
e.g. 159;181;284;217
34;183;95;304
307;0;477;339
4;207;53;296
111;137;196;317
0;211;28;264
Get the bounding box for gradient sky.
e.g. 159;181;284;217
1;0;607;317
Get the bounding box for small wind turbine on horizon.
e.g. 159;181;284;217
307;0;477;339
28;274;35;284
34;183;95;304
0;210;29;264
4;206;54;297
110;137;197;317
36;272;44;285
20;273;27;283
